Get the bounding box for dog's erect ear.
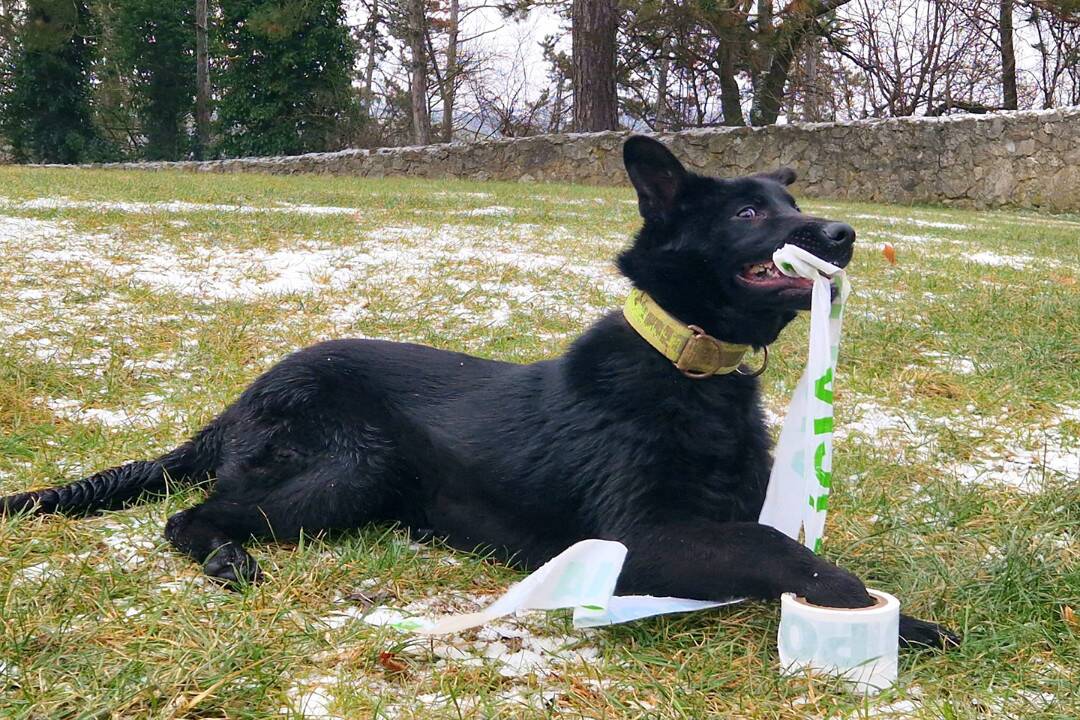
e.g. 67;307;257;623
623;136;687;221
759;167;797;186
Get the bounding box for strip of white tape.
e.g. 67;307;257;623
364;539;738;634
759;244;850;553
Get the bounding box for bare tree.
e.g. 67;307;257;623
539;32;571;132
827;0;1001;117
358;0;383;110
426;0;490;143
1025;1;1080;107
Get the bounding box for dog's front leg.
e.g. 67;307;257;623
613;519;872;608
613;518;959;647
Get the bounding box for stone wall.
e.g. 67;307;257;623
77;108;1080;211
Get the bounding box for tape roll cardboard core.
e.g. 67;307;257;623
791;590;889;612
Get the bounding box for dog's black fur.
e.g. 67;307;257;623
2;137;957;648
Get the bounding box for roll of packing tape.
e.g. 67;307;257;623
777;589;900;693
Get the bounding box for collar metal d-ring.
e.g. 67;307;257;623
736;345;769;377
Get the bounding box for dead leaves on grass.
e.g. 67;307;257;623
1062;605;1078;632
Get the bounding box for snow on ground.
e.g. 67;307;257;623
0;214;66;242
920;351;976;374
841;398;1079;491
283;589;604;717
949;407;1079;491
846;213;972;231
965;251;1040;269
13;561;60;584
451;205;515;217
96;515;165;571
0;209;626;385
0;196;363;217
0;211;624;307
8;509;188;593
333;590;600;679
284;682;337;719
861;230;948;245
839;399;918;441
43;395;171;429
432;191;494;200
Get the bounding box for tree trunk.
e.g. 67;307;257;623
999;0;1018;110
750;19;809;126
362;0;379;111
406;0;430;145
718;41;745;126
803;39;820;121
748;0;849;126
195;0;210;159
750;51;794;125
440;0;458;142
652;51;669;129
572;0;618;132
550;76;566;133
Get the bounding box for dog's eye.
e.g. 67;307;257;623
736;207;757;219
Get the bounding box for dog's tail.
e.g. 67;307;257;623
0;422;223;517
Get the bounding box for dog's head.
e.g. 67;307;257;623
617;136;855;347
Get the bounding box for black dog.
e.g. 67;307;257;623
2;137;957;648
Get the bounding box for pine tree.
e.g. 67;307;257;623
572;0;618;131
114;0;196;160
216;0;361;157
1;0;110;163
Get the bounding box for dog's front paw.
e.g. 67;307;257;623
204;542;264;589
799;566;874;609
899;613;960;650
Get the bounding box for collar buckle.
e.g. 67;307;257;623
676;325;721;379
676;325;756;379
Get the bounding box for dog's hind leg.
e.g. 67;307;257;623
165;453;404;587
165;502;263;587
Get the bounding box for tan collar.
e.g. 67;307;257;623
622;288;766;378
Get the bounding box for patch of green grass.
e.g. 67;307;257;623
0;168;1077;719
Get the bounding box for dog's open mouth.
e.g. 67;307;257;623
737;260;814;290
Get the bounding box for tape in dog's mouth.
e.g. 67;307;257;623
739;260;815;289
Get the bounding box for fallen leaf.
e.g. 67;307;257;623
1063;605;1077;629
882;242;897;265
378;651;410;674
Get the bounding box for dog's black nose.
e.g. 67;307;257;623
823;222;856;246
